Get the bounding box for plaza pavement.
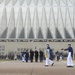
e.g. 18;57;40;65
0;60;75;75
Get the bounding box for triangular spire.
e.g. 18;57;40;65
57;8;65;39
73;7;75;38
16;7;23;38
17;7;23;27
25;8;31;39
0;8;7;37
65;8;74;39
41;8;47;39
49;8;56;39
8;8;15;38
33;8;39;39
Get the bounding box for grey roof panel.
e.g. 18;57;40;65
47;28;53;38
1;28;8;38
19;27;25;38
72;28;75;38
9;27;16;38
28;27;34;38
56;28;62;39
38;27;43;39
64;28;71;38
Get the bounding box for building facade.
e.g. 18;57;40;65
0;0;75;40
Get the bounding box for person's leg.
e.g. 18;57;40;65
69;56;73;66
40;57;42;62
45;58;49;66
35;57;37;62
67;52;73;67
36;58;38;62
26;58;28;62
31;58;33;62
30;57;31;62
32;59;33;62
49;59;54;66
67;54;71;66
26;59;27;62
22;57;25;62
41;57;43;62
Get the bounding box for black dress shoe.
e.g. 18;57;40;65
51;63;54;66
67;66;74;68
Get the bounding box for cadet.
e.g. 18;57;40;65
49;48;54;66
30;49;34;62
25;50;29;62
21;51;25;62
39;49;44;62
34;50;38;62
62;44;74;67
45;48;49;66
45;43;54;66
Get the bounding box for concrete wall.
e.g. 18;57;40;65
0;42;75;54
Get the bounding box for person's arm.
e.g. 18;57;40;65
61;48;68;51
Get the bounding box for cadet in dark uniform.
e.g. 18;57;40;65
47;43;54;66
25;50;29;62
49;49;54;60
21;51;25;62
30;49;34;62
35;50;38;62
62;44;74;67
39;50;44;62
55;51;60;61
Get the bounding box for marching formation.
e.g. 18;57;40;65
21;43;74;68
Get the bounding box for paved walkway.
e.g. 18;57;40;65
0;60;75;75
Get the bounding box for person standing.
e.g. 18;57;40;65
55;51;60;61
25;50;29;62
61;44;74;67
21;51;25;62
39;49;44;62
35;50;38;62
30;49;34;62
